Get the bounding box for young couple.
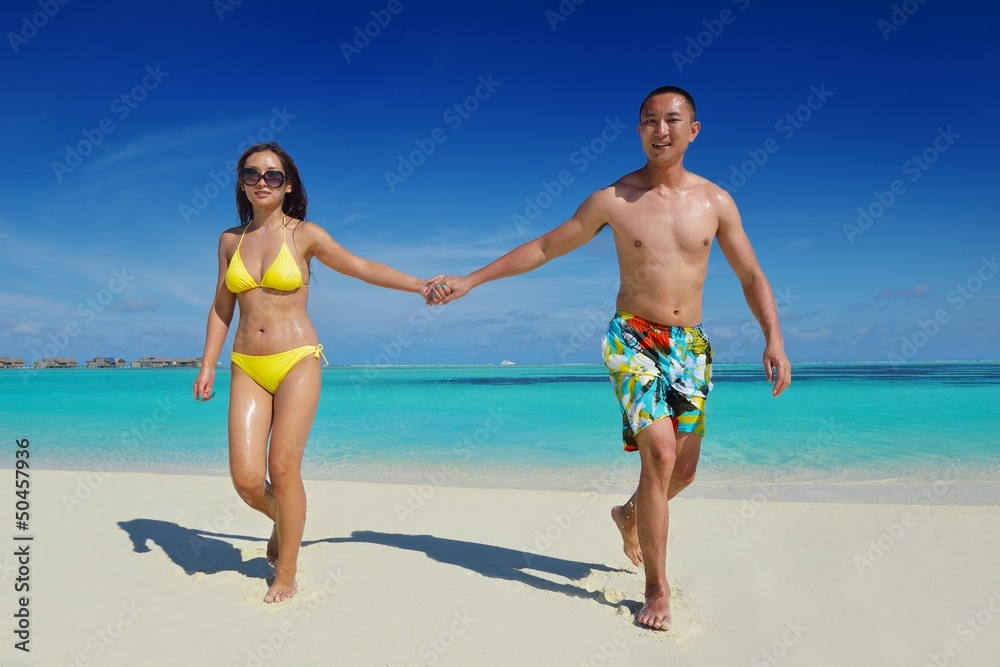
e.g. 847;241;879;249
193;86;790;631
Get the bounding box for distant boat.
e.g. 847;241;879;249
500;360;516;365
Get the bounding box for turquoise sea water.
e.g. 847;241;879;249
3;362;999;493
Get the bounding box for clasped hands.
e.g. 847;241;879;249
422;275;468;305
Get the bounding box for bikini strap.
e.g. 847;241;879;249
235;222;252;250
238;216;288;251
313;344;330;366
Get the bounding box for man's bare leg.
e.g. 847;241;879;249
632;420;677;630
611;498;642;566
612;431;702;568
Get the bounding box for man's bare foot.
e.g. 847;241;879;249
637;592;671;631
266;524;278;566
611;504;642;566
263;568;297;604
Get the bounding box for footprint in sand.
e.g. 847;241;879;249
586;568;706;644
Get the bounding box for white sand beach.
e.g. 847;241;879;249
2;469;999;666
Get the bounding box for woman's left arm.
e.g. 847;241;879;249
304;222;427;293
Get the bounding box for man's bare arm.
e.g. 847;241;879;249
714;190;791;396
433;192;608;305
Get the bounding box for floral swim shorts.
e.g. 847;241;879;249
601;311;713;451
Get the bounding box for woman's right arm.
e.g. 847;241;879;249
193;234;237;400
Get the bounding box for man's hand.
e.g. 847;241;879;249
422;275;447;304
763;343;791;397
426;275;472;305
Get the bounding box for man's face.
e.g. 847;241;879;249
637;93;700;164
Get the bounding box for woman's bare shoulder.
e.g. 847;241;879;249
219;224;245;247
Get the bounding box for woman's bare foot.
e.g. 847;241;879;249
266;524;279;566
637;589;671;631
263;567;298;603
611;503;642;566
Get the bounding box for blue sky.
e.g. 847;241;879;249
2;0;998;365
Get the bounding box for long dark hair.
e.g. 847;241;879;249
235;142;308;226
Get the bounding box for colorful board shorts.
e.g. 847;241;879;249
602;311;713;451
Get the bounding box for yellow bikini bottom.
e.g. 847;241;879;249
230;344;329;394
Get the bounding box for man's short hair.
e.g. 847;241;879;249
639;86;697;122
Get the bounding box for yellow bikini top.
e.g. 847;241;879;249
225;220;305;293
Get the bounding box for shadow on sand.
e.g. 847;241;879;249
323;530;633;608
117;522;635;609
117;518;272;580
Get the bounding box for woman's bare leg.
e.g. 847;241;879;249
263;355;321;603
228;366;276;521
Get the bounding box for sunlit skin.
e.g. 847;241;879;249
429;92;790;630
194;149;443;603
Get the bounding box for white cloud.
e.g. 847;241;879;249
88;118;282;170
781;237;813;253
788;327;834;340
875;284;932;300
11;321;44;335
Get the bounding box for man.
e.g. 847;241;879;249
428;86;791;631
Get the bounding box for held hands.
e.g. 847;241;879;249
422;275;472;306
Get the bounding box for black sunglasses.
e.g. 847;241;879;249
240;168;287;188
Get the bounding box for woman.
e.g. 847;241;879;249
193;142;443;603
